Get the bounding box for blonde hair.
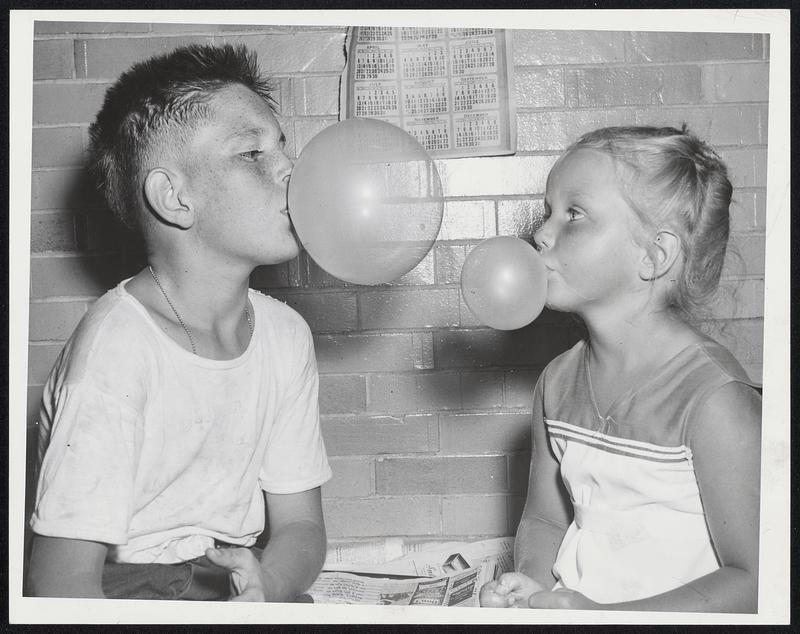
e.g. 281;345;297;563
568;125;732;320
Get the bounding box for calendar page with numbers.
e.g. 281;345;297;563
340;26;517;158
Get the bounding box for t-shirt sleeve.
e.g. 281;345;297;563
259;320;332;494
30;381;140;545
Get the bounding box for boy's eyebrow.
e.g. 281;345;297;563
227;128;286;144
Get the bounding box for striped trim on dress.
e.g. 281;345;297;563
546;419;690;464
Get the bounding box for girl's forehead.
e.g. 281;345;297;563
546;148;621;193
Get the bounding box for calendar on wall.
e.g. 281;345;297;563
340;26;517;158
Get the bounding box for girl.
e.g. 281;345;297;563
479;126;761;612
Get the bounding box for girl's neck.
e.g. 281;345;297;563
582;306;699;373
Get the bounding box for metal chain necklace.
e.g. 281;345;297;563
148;265;253;356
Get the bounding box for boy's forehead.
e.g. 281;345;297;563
203;84;281;137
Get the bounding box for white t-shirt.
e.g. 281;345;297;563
31;280;332;564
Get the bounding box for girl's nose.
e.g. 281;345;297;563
533;219;553;251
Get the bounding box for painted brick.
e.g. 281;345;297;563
28;301;87;341
567;65;702;108
412;332;435;371
436;325;583;369
517;109;633;152
28;385;45;428
221;33;347;74
513;30;625;65
627;32;762;63
321;414;438;456
367;372;461;414
497;199;545;241
503;369;540;409
508;452;532;495
31;169;100;211
719;148;768;188
322;457;374;498
442;494;508;535
34;21;150;35
149;23;224;34
28;343;64;384
460;372;504;410
271;291;357;332
250;262;293;290
376;455;508;495
270;78;292;117
440;412;531;453
708;318;763;368
33;40;75;80
390;251;436;286
30;254;121;299
75;36;216;79
434;245;466;286
359;289;460;330
440;155;557;197
514;68;564;108
77;210;132;253
319;374;367;414
314;333;415;373
292;118;338;156
633;105;762;146
507;495;527;531
711;278;764;321
437;200;495;241
33;83;110;126
32;127;85;168
725;233;766;277
729;191;762;232
293;75;341;116
322;496;440;538
30;212;78;253
703;62;770;102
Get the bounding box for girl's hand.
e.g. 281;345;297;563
479;572;544;607
528;587;600;610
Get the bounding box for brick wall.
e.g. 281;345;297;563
27;22;768;542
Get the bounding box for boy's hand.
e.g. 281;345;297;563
479;572;544;608
528;587;599;610
206;547;267;602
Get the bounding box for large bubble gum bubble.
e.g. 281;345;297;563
288;118;444;285
461;236;548;330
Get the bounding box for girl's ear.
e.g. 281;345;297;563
640;229;681;281
143;167;195;229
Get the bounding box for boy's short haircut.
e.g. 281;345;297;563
88;44;276;233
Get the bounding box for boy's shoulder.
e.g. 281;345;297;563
543;339;586;381
249;290;312;338
53;282;162;385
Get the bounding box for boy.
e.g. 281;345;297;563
27;44;332;601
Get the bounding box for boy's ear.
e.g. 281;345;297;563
143;167;195;229
640;229;681;281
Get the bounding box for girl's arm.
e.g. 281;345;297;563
514;380;572;589
530;380;762;613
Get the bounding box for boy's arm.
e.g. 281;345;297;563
27;535;108;598
207;486;326;602
514;381;572;588
530;381;762;613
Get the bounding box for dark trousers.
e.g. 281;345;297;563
102;546;263;601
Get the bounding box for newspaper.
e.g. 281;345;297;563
309;537;514;607
340;26;517;159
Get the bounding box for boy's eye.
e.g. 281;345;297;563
239;150;263;161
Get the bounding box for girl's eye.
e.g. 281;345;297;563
239;150;263;161
567;207;584;222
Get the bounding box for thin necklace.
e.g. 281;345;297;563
148;265;253;356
